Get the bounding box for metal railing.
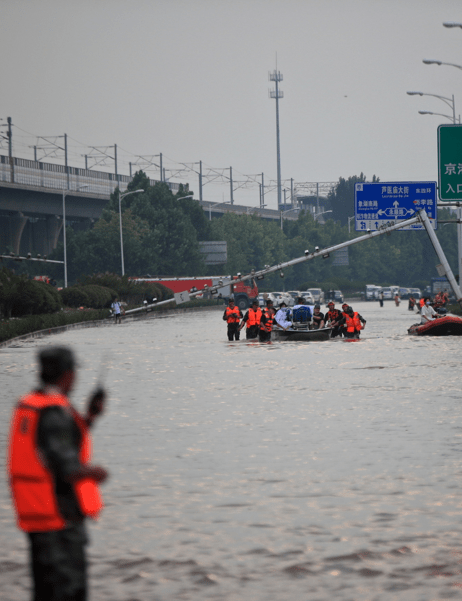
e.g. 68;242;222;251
0;154;180;197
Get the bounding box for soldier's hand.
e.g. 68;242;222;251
87;388;106;420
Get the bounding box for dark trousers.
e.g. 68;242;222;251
227;323;240;341
246;326;259;339
345;330;360;339
28;523;87;601
258;329;271;342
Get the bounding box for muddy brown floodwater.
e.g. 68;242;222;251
1;301;462;600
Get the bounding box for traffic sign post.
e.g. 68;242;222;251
354;182;437;231
438;124;462;201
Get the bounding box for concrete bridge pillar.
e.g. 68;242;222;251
31;216;63;256
46;215;63;255
9;212;29;255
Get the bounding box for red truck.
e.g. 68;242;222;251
133;276;258;310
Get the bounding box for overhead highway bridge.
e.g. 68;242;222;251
0;154;294;256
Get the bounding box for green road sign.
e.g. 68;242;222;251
438;124;462;200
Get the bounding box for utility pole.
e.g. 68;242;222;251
229;166;233;205
269;67;283;209
7;117;13;183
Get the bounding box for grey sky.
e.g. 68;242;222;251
1;0;462;208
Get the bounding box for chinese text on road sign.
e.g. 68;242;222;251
354;182;437;231
438;124;462;201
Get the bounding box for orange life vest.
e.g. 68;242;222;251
326;309;341;322
225;306;241;324
345;312;362;333
247;307;262;327
260;308;274;332
8;390;103;533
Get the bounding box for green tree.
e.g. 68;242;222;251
328;173;379;226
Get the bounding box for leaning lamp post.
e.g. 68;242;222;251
119;189;144;276
63;184;89;288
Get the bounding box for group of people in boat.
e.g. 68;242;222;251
222;296;366;341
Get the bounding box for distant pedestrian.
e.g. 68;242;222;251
111;298;122;324
379;290;384;308
394;293;400;307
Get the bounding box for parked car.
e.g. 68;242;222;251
305;288;324;304
381;287;393;300
333;290;344;303
409;287;422;299
272;292;294;306
365;284;381;301
258;292;277;307
399;287;411;299
286;290;314;305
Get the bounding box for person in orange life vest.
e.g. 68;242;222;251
8;346;108;601
344;306;366;339
338;303;350;337
419;297;425;309
325;301;345;338
222;298;243;341
259;299;275;342
239;299;262;339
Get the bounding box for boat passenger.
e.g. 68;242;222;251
222;298;243;341
292;298;312;325
274;301;292;331
238;300;262;339
421;297;438;324
325;301;345;338
312;304;325;329
344;306;366;339
259;300;275;342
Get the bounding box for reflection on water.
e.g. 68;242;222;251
1;301;462;600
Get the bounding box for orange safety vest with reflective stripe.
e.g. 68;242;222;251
225;306;241;324
260;308;274;332
247;307;262;327
345;312;362;333
8;390;103;532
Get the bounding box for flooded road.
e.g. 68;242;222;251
1;300;462;600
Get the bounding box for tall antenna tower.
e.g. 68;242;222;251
269;65;283;208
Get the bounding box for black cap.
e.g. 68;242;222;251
314;304;320;309
39;346;75;383
252;299;259;305
279;301;287;308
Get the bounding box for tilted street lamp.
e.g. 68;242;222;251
177;195;194;201
119;189;144;276
63;184;89;288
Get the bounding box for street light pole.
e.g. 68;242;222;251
209;200;231;221
407;91;456;124
418;110;456;122
63;184;89;288
348;215;355;233
280;207;299;230
119;189;144;276
314;210;333;222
